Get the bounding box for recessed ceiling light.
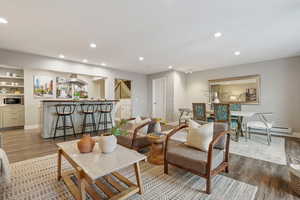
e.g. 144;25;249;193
234;51;241;56
0;17;8;24
90;43;96;48
100;62;107;66
82;59;88;63
139;57;144;61
168;66;173;69
214;32;222;38
59;54;65;59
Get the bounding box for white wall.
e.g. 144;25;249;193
147;70;187;121
0;49;148;127
186;56;300;131
173;71;187;120
147;71;174;121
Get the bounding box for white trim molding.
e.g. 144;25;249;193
24;124;40;130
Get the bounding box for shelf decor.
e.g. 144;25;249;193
33;76;54;98
56;77;72;99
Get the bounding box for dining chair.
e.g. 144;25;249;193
247;113;273;145
213;103;230;125
230;103;241;112
230;103;241;133
192;103;207;124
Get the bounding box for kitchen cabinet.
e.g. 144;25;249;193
0;105;24;128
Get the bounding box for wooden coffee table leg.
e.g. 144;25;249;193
78;168;87;200
134;162;144;195
57;148;62;181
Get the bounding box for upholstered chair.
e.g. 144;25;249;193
116;118;157;151
192;103;207;124
164;123;231;194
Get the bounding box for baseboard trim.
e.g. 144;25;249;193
24;124;40;130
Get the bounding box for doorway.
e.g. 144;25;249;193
114;79;132;119
152;77;166;119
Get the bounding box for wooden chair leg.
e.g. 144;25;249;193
206;176;211;194
164;162;168;174
225;165;229;173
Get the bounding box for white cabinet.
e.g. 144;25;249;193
0;105;24;128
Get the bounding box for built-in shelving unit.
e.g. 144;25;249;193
0;75;24;80
0;67;24;97
0;85;24;88
0;66;25;129
0;93;24;96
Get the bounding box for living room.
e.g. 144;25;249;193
1;1;300;200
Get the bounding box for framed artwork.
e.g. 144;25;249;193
33;76;54;98
56;77;72;98
209;75;261;104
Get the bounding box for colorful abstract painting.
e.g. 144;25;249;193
34;76;54;98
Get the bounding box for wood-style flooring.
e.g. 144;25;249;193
1;128;300;200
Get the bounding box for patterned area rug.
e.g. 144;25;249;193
230;134;287;165
0;154;257;200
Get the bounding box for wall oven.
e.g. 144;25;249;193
3;97;23;105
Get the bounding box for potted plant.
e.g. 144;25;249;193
99;119;129;153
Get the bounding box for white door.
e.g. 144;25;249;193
152;77;166;119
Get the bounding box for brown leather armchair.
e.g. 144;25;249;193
116;118;156;151
164;123;231;194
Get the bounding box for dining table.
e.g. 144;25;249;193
207;110;258;142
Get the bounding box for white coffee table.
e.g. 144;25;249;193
57;137;146;200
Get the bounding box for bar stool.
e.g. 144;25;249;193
53;104;77;140
81;103;98;135
97;103;113;134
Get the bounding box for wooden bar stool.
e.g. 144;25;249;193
53;104;77;140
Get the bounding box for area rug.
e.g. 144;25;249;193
0;154;257;200
230;134;287;165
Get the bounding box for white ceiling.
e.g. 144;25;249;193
0;0;300;74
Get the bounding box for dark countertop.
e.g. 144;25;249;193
41;99;119;103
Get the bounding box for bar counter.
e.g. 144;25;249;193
41;99;119;139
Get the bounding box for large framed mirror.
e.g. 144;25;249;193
209;75;261;104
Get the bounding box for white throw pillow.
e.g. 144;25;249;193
186;120;214;151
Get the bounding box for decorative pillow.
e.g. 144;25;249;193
186;119;214;151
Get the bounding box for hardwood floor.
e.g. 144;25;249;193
1;128;300;200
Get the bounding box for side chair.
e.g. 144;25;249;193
164;123;231;194
116;117;156;151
